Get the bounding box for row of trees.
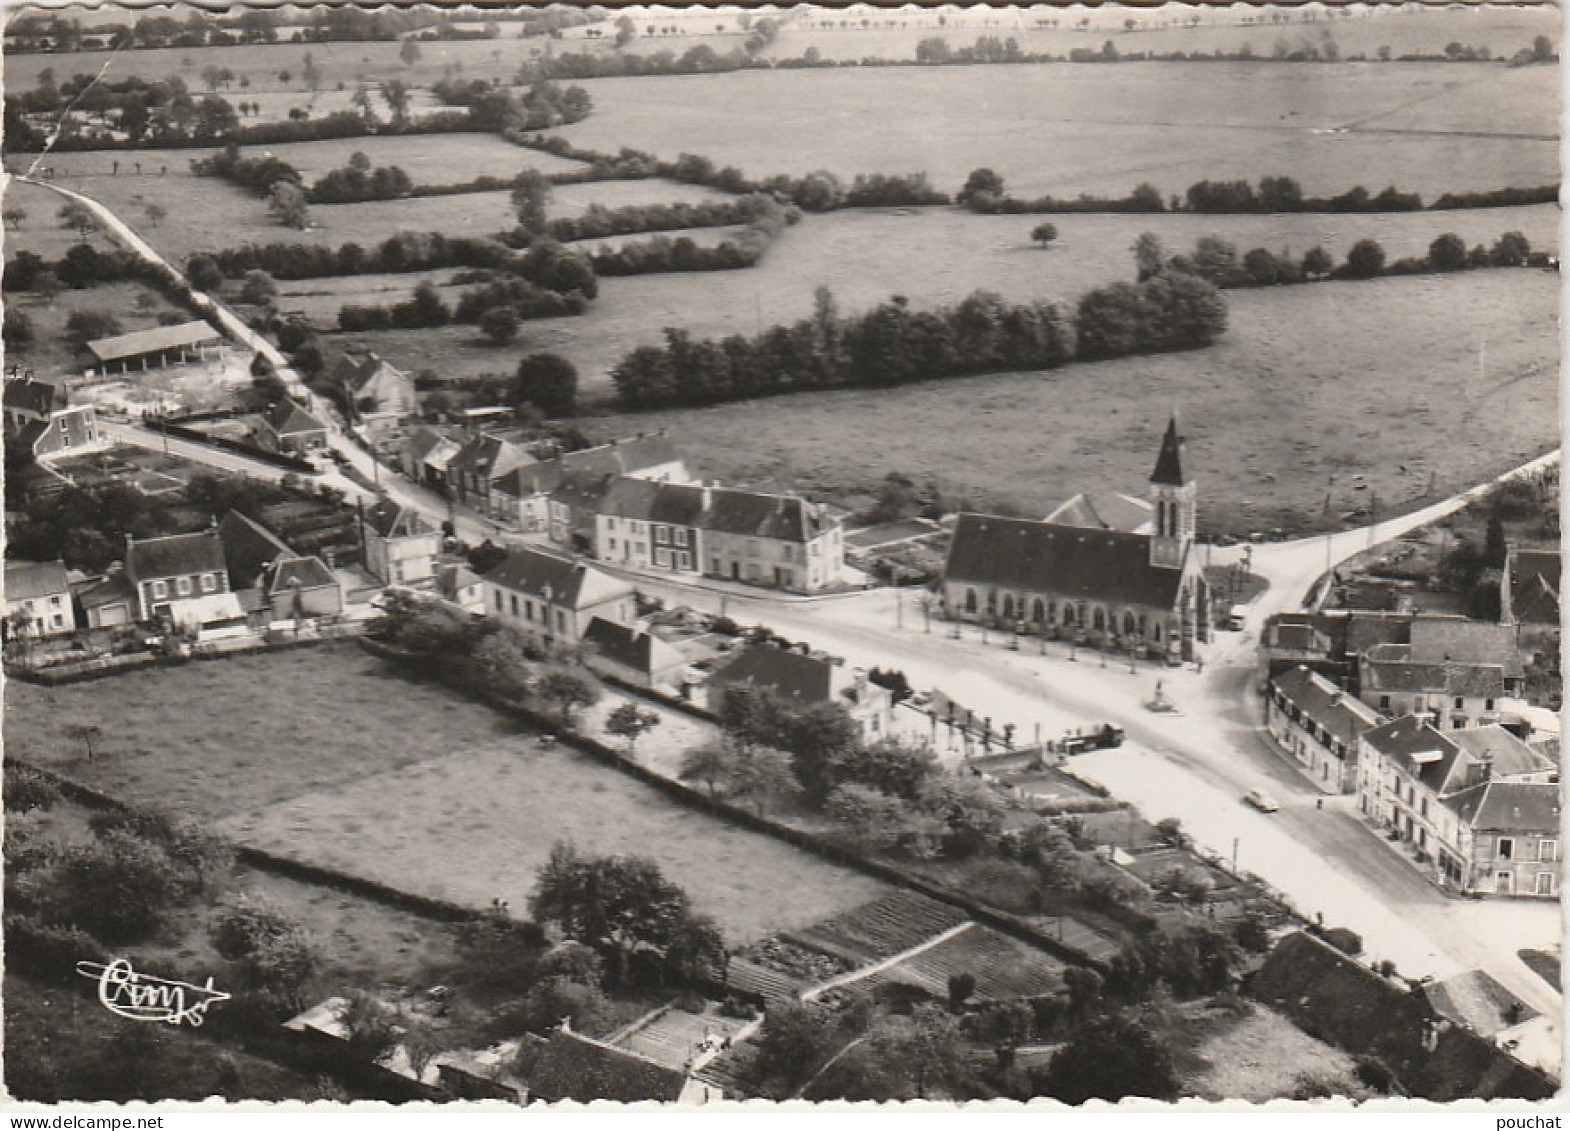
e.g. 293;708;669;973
430;77;593;134
304;151;415;204
961;169;1559;216
587;201;798;277
543;193;790;242
612;268;1223;410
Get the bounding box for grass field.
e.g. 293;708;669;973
1185;1001;1365;1102
4;644;887;946
577;269;1558;537
557;61;1556;200
6;280;192;379
224;131;586;184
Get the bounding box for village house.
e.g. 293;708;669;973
1265;664;1384;794
401;425;464;494
256;398;330;455
331;350;417;420
701;487;844;593
3;377;100;459
218;510;343;625
5;560;76;638
530;435;693;540
123;528;248;636
448;432;533;519
942;417;1210;662
597;479;707;575
74;567;137;630
524;1026;718;1105
1359;645;1506;731
1502;547;1560;629
703;645;894;740
1356;715;1558;897
481;545;635;648
548;468;618;553
581;616;688;691
359;498;442;588
436;562;485;614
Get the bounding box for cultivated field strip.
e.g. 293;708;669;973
782;889;972;967
888;923;1068;1002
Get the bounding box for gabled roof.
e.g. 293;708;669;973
3;377;66;415
363;498;434;540
708;645;834;704
74;568;135;611
526;1028;686;1104
334;350;408;392
1344;612;1412;658
1362;645;1505;699
406;425;461;468
218;509;293;589
1046;491;1153;534
1447;725;1553;780
1407;618;1523;679
552;468;619;512
1362;714;1463;794
267;555;338;594
450;432;530;481
495;459;565;499
607;433;683;473
1150;416;1186;486
481;545;630;610
438;562;482;597
1272;665;1382;747
86;320;220;364
704;488;832;542
127;529;227;580
944;513;1188;610
581;616;681;675
5;559;71;600
1507;548;1560;626
601;479;706;527
1444;780;1560;833
267;398;328;437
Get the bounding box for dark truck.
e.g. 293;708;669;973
1059;724;1125;755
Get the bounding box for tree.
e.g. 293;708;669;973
4;307;35;348
749;1002;836;1095
400;37;421;66
726;744;800;816
143;202;168;229
1300;245;1333;279
605;702;660;754
1491;230;1531;267
825;783;908;852
1030;222;1058;249
514;352;578;417
65;309;122;347
210;897;321;1014
1532;34;1553;61
381;78;412;126
335;992;402;1065
1345;238;1386;279
1428;232;1468;272
511;169;553;236
57;201;98;241
2;206;26;229
534;665;599;723
679;738;734;798
267;181;311;229
1190;234;1239;283
957;167;1005;208
45;831;189;945
479;303;522;345
62;722;104;761
1242;247;1281;285
1131;231;1167;281
238;269;278;306
1043;1013;1180;1103
186;255;224;291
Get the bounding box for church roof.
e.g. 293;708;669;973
1150;416;1186;486
1046;491;1154;534
944;514;1189;611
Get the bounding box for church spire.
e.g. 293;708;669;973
1150;415;1185;487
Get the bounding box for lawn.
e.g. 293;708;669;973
2;177;127;260
5;643;887;947
1185;1000;1365;1103
557;60;1556;200
576;268;1558;537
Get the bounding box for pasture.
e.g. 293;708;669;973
558;61;1557;200
579;269;1559;537
229;131;585;184
4;644;887;946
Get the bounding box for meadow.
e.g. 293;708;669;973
557;61;1556;200
578;269;1559;536
4;643;887;946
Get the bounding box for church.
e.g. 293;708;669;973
940;417;1211;663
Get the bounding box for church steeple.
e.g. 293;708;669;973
1149;415;1195;569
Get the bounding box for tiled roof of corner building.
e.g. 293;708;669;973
703;488;829;541
267;398;328;436
1362;714;1463;794
1443;779;1560;833
944;513;1187;610
1508;548;1560;625
1149;416;1185;486
707;645;836;705
4;559;70;601
127;529;227;580
1272;664;1382;748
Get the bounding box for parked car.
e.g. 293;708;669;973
1226;604;1248;631
1244;788;1280;813
1060;724;1125;755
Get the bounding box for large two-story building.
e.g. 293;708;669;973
1266;665;1384;794
480;546;636;649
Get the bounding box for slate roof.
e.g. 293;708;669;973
1344;612;1413;658
334;350;407;392
268;555;338;594
127;530;226;580
1272;665;1381;748
3;377;66;416
1362;715;1463;794
450;433;529;482
5;559;70;601
551;468;619;514
74;569;135;612
495;460;565;500
1150;416;1186;486
708;645;835;704
407;426;460;468
481;545;628;610
526;1028;686;1104
218;509;293;589
605;433;683;473
1046;491;1153;533
86;320;220;364
581;616;680;675
1407;618;1523;680
944;513;1188;610
1507;549;1560;626
267;399;328;437
1447;725;1553;780
363;498;434;540
601;479;706;527
1444;780;1560;833
704;488;832;542
437;563;482;598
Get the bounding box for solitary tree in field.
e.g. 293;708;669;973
480;303;522;345
514;352;578;417
605;701;660;755
399;38;422;67
57;201;99;241
268;181;311;230
63;722;105;761
143;202;167;229
679;738;733;799
510;169;552;236
381;79;412;127
1031;222;1058;249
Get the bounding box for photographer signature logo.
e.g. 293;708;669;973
75;959;230;1027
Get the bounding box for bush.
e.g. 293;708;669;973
42;830;191;945
1318;926;1363;956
